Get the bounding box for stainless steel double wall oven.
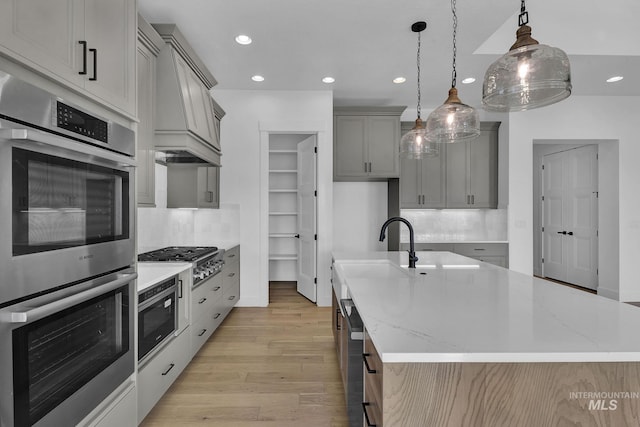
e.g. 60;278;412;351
0;71;137;427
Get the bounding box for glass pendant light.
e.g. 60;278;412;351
400;21;439;159
482;0;571;112
425;0;480;143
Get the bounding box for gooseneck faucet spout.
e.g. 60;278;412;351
379;216;418;268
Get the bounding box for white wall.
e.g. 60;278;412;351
212;89;333;307
509;96;638;301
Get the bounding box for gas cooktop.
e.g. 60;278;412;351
137;246;218;262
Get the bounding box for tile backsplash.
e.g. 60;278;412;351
137;164;240;252
399;209;508;242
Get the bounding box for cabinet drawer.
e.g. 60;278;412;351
224;245;240;263
223;278;240;312
452;243;507;257
138;330;190;423
364;378;383;427
191;315;215;357
191;275;222;321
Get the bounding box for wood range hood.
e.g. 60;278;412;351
151;23;224;167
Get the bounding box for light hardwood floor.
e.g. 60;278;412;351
140;282;349;426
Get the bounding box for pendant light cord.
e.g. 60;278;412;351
416;30;422;119
519;0;529;26
451;0;457;89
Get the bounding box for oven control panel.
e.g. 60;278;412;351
139;276;176;304
193;250;225;285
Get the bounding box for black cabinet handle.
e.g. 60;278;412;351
213;286;221;291
557;231;567;235
228;295;236;300
213;313;221;319
198;297;207;304
295;234;300;238
567;231;574;236
362;402;377;427
228;254;235;258
363;353;377;373
78;41;87;75
336;308;341;331
198;329;207;337
161;363;175;376
89;48;97;81
228;272;236;277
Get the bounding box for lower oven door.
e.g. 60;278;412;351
0;269;136;427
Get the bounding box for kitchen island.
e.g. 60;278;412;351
332;251;640;426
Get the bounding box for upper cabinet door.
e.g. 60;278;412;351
400;158;422;208
367;116;399;178
334;116;367;179
0;0;136;118
468;127;498;208
445;141;470;208
0;0;85;88
421;152;447;208
83;0;136;116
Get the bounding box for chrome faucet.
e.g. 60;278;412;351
379;216;418;268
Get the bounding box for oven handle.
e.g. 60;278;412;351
0;128;136;168
6;272;137;324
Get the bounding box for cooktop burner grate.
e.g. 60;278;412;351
137;246;218;262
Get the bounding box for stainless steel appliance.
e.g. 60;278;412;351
0;269;136;427
340;299;364;427
0;71;136;306
138;275;178;364
138;246;225;288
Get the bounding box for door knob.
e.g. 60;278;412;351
567;231;574;236
295;234;300;238
557;231;567;235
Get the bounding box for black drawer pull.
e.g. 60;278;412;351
228;253;235;258
228;272;236;277
78;41;87;75
228;295;236;300
363;353;377;373
473;248;486;251
161;363;175;376
213;313;221;319
213;286;221;291
198;329;207;337
198;297;207;304
362;402;377;427
336;308;341;331
89;48;97;81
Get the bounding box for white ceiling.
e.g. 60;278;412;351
138;0;640;111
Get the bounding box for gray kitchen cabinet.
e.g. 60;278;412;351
137;16;164;207
400;151;447;209
333;107;405;181
0;0;136;117
452;242;508;268
446;122;500;208
166;164;219;209
221;245;240;317
138;328;191;423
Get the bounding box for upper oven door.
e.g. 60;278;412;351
0;126;136;306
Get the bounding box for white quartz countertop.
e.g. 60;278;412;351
332;251;640;364
137;263;191;292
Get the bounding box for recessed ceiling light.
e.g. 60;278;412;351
393;77;406;84
235;35;252;45
251;75;264;82
461;77;476;84
322;77;335;84
606;76;624;83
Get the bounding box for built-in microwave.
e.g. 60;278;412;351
138;275;179;364
0;71;136;307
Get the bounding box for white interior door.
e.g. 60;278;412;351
542;145;598;289
297;136;317;302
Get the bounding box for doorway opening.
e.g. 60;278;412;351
267;133;317;303
534;143;599;291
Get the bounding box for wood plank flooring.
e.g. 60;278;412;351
140;282;348;427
